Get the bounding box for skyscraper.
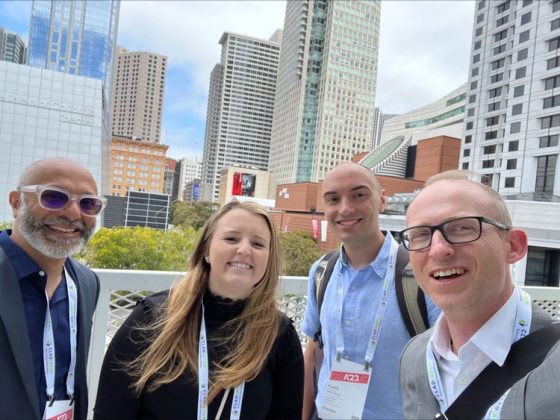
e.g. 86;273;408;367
201;31;281;201
27;0;120;97
0;28;27;64
111;47;167;143
269;0;380;184
372;107;400;149
463;0;560;195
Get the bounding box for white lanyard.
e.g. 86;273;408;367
43;267;78;402
198;303;244;420
426;288;532;414
335;237;398;369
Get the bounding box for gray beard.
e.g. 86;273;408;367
16;200;94;259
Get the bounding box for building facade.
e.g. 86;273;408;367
27;0;120;98
111;47;167;142
372;107;399;149
110;135;168;197
200;31;281;201
0;61;109;221
463;0;560;195
217;166;275;206
0;28;27;64
163;158;176;197
269;0;381;184
177;157;202;201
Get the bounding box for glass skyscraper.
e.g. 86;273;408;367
27;0;120;98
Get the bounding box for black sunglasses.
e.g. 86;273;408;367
17;185;107;216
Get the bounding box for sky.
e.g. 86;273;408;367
0;0;475;161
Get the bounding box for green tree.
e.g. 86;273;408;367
79;226;199;271
0;221;12;231
278;231;322;276
171;201;219;230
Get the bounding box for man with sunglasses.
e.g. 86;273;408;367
398;170;560;419
0;158;105;420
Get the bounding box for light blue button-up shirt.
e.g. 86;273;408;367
302;233;441;419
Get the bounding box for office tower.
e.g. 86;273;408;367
27;0;120;97
111;47;167;142
164;158;177;197
269;0;380;184
201;31;280;201
177;157;202;201
110;136;168;197
463;0;560;195
372;108;400;149
0;28;27;64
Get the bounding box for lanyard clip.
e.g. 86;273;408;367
364;361;370;372
434;411;449;420
69;394;75;405
48;395;55;407
336;352;342;362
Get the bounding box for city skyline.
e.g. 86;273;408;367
0;0;475;161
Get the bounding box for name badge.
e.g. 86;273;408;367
44;400;74;420
319;358;371;419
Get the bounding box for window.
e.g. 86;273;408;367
507;159;517;170
512;103;523;115
483;145;497;154
477;13;484;23
519;30;530;43
469;94;476;104
472;67;480;77
462;162;470;170
476;27;483;37
479;0;486;10
535;155;557;193
491;58;505;70
520;12;531;25
543;94;560;109
549;37;560;51
517;48;528;61
467;108;475;117
539;135;559;147
541;114;560;128
510;122;521;133
514;85;525;97
496;1;510;14
554;0;560;13
466;121;474;130
465;135;472;144
491;72;504;83
481;174;493;186
552;17;560;31
482;159;495;168
474;40;482;50
496;15;509;27
522;0;532;6
495;29;508;42
485;130;498;140
515;67;527;79
463;148;471;157
505;177;515;188
488;102;501;112
494;44;507;55
487;116;500;126
470;81;478;90
548;56;560;70
473;53;480;64
545;75;560;90
489;87;503;98
509;140;519;151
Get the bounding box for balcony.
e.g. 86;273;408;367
87;269;560;417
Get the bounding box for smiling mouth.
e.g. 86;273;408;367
432;268;466;281
47;225;79;234
337;219;361;227
228;261;252;270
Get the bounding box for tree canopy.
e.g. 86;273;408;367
171;201;219;230
278;231;322;276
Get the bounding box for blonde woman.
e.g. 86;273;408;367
94;201;304;419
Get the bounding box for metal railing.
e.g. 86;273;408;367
87;269;560;417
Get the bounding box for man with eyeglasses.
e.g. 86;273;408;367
398;170;560;419
0;158;105;420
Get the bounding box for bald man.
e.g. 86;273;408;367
0;158;106;420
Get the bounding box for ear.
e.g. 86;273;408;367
505;228;528;264
8;191;21;218
378;188;387;213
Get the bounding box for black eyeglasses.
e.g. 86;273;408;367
17;185;107;216
397;216;510;251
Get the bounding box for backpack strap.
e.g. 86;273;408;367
313;250;339;348
435;322;560;420
394;245;430;337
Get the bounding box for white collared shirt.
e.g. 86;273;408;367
429;291;518;405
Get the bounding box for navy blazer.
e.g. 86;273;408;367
0;246;99;420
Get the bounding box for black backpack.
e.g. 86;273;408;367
312;244;429;348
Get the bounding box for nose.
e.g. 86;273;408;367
236;238;252;255
428;230;454;258
338;196;353;215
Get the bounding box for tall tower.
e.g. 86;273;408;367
27;0;120;98
0;28;27;64
111;47;167;143
463;0;560;195
200;31;280;202
269;0;381;184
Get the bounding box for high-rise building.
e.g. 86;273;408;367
372;107;400;149
200;31;281;201
463;0;560;195
177;157;202;201
111;47;167;142
27;0;120;98
0;28;27;64
269;0;381;184
164;158;177;197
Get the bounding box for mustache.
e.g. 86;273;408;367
41;216;87;231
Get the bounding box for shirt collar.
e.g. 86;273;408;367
0;229;42;279
339;231;394;276
430;290;518;366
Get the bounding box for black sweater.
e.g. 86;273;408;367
94;290;304;420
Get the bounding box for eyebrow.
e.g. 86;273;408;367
323;184;371;197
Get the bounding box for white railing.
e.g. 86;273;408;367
87;270;560;418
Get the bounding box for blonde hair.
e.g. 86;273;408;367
129;200;281;402
423;170;512;227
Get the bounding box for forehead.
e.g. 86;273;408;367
28;162;97;194
323;165;376;195
407;180;493;224
213;208;271;236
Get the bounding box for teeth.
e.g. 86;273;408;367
338;219;359;226
49;226;76;233
229;261;251;269
433;268;465;279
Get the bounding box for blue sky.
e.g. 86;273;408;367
0;1;475;161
